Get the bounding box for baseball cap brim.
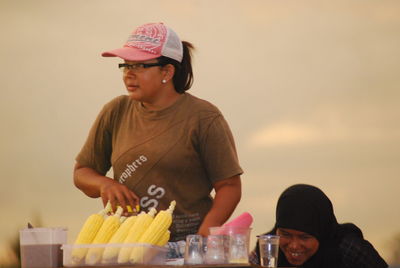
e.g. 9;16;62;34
101;46;161;61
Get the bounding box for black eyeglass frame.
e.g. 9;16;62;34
118;62;165;71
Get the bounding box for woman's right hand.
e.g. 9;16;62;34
99;178;140;214
73;163;140;214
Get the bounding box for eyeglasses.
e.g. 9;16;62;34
118;62;164;72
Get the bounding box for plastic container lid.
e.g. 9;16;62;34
19;227;68;245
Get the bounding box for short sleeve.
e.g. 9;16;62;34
199;114;243;182
75;97;123;175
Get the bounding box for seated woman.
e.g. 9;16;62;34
250;184;388;268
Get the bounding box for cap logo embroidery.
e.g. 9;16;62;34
125;23;166;55
128;34;160;44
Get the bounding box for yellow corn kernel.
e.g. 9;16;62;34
117;204;133;213
71;202;111;264
129;230;170;264
124;208;157;243
137;200;176;245
129;201;176;263
157;230;170;246
117;208;157;264
110;216;137;243
85;206;123;265
101;215;138;264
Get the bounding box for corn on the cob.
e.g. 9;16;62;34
129;201;176;263
117;208;157;264
128;230;171;264
85;206;123;265
157;230;170;246
137;200;175;245
71;202;112;264
101;215;138;264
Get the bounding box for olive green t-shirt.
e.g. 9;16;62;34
76;93;243;241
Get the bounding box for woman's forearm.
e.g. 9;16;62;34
73;163;112;198
197;175;242;236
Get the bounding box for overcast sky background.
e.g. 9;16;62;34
1;0;399;264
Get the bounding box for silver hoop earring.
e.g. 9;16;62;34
162;79;167;84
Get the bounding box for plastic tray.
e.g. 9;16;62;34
62;243;168;266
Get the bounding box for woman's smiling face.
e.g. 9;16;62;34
277;228;320;266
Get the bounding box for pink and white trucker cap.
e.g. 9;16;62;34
102;22;183;63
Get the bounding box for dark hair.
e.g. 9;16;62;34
158;41;194;93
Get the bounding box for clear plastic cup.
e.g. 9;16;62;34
209;226;252;264
184;234;204;265
258;234;280;268
229;233;250;263
204;234;226;264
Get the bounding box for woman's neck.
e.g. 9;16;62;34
141;88;183;111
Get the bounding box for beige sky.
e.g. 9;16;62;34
1;0;399;264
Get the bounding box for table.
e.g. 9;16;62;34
63;265;292;268
64;265;252;268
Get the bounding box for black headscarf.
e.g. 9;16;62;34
276;183;339;241
255;184;363;268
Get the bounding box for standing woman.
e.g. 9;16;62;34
250;184;388;268
73;22;243;241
